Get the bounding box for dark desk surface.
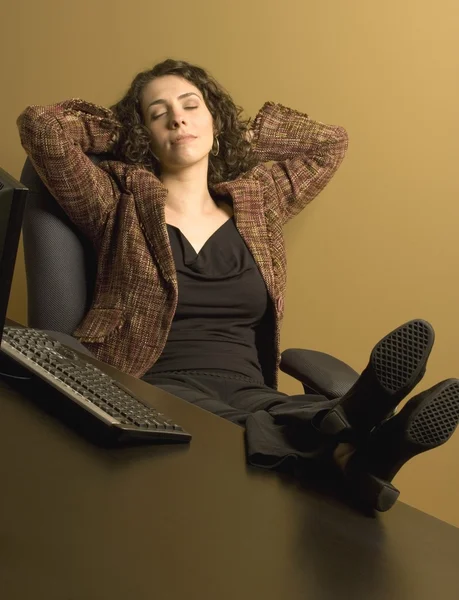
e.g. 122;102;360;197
1;357;459;600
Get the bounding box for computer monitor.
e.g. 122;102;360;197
0;167;28;343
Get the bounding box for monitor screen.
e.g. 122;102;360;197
0;167;28;344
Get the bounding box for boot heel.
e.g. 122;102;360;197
320;407;351;437
348;471;400;512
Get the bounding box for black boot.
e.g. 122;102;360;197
345;378;459;512
319;319;434;442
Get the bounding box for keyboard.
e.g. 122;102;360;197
0;326;191;443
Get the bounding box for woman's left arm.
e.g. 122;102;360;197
249;102;348;224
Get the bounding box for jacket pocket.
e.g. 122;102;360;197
73;307;125;343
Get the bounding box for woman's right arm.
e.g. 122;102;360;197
17;99;122;238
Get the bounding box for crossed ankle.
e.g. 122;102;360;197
333;443;356;471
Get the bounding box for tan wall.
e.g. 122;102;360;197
2;1;459;525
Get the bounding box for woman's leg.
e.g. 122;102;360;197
145;370;340;469
142;371;253;424
142;316;459;512
226;319;459;512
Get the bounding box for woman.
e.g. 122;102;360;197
18;59;459;512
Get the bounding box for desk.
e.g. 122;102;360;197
1;356;458;600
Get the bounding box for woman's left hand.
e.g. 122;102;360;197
246;129;254;143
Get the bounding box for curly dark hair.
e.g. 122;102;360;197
110;59;258;185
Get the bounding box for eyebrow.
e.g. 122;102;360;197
146;92;201;110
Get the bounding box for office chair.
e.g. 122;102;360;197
21;157;359;399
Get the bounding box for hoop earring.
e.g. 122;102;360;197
211;136;220;157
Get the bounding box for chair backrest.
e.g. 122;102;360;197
21;158;97;334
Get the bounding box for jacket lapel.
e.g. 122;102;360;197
129;169;177;285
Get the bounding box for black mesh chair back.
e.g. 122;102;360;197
21;157;97;333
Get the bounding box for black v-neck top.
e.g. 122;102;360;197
146;217;269;382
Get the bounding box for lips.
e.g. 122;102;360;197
173;135;197;144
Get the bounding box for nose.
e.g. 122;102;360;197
168;107;187;129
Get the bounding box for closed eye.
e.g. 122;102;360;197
151;106;198;120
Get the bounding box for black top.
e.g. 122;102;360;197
147;217;269;382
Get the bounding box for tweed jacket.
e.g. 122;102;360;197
18;98;348;389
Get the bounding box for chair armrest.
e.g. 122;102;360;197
280;348;359;399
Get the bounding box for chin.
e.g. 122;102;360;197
170;154;210;169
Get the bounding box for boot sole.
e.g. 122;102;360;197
372;319;434;395
407;379;459;448
321;319;434;439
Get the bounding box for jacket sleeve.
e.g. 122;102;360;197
17;99;122;238
249;102;348;225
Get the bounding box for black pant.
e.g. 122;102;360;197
142;369;339;470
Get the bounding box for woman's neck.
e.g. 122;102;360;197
161;163;217;216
